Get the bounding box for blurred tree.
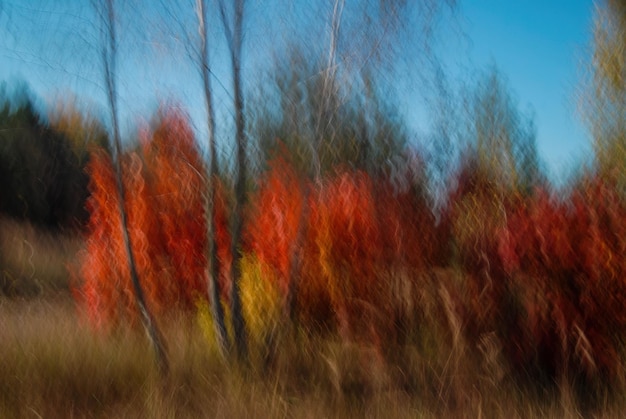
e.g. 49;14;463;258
586;0;626;195
469;66;541;195
449;68;543;355
246;0;457;333
93;0;168;373
0;85;91;229
249;6;447;361
196;0;230;360
249;0;456;179
155;0;232;357
426;64;464;211
48;97;110;227
48;97;110;160
218;0;248;360
249;51;412;180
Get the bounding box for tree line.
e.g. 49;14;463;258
2;0;626;405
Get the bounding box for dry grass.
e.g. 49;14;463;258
0;296;621;418
0;218;625;417
0;218;80;297
3;297;624;418
0;297;408;418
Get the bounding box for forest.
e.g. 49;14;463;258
1;0;626;417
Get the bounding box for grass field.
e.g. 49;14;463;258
1;218;625;418
2;296;609;419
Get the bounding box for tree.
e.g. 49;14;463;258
586;0;626;195
469;66;541;194
48;97;111;227
94;0;168;373
48;96;110;161
196;0;230;359
218;0;248;360
448;68;542;354
243;0;458;336
0;85;91;229
154;0;232;358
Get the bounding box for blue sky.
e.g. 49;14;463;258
0;0;597;181
454;0;595;179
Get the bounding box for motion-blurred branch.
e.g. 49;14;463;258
196;0;230;360
218;0;248;361
93;0;169;374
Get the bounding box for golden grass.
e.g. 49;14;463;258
4;293;626;418
1;219;625;417
0;218;81;296
0;296;408;418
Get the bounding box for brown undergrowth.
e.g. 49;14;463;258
2;286;624;418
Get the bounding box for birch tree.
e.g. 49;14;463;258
218;0;248;360
195;0;230;359
283;0;457;323
95;0;168;373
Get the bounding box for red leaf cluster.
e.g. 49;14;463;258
74;109;231;328
74;118;626;391
496;177;626;382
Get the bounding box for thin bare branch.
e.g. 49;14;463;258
97;0;169;374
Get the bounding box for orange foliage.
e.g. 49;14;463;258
76;150;157;328
142;110;207;307
246;151;303;297
74;109;232;328
75;117;626;394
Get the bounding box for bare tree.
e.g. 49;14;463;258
95;0;168;373
314;0;344;172
218;0;248;360
196;0;230;359
284;0;345;332
471;66;540;194
283;0;457;324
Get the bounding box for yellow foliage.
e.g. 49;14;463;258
239;254;282;345
453;189;506;257
195;254;283;351
195;297;233;353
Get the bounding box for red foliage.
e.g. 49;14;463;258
246;151;303;297
79;128;449;341
76;150;153;328
497;176;626;383
294;186;335;330
142;110;208;307
74;116;626;393
247;160;443;341
74;109;232;328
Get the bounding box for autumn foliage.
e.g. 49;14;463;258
74;109;626;401
496;176;626;385
74;110;232;328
